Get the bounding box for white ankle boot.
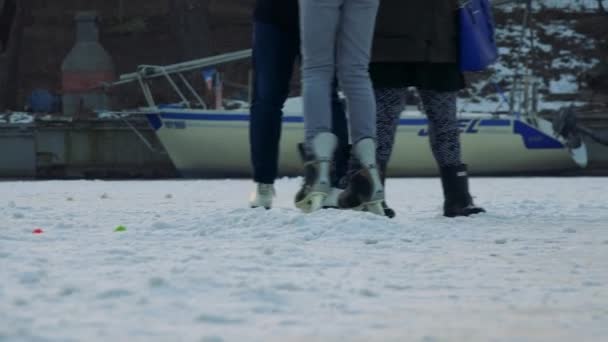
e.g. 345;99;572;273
249;183;275;209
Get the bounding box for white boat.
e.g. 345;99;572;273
143;105;587;177
106;49;588;178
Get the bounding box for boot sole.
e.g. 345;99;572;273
444;208;486;218
295;192;327;213
250;205;271;210
352;200;385;216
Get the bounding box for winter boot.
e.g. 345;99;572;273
294;132;338;213
295;142;344;209
249;183;275;209
378;161;396;219
322;143;351;209
338;138;385;216
440;164;486;218
322;187;345;209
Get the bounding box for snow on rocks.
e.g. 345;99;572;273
464;4;603;113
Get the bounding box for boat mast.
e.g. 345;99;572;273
508;0;538;119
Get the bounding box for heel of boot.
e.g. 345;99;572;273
365;168;385;203
308;193;326;212
295;133;338;213
350;199;385;216
362;200;384;216
440;164;485;217
296;192;327;213
353;138;384;203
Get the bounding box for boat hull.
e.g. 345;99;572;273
146;109;586;177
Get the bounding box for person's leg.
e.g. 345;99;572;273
336;0;379;144
419;89;485;217
249;22;299;185
375;88;407;168
340;87;405;184
335;0;384;215
299;0;342;145
330;81;349;187
339;87;405;217
315;81;351;208
375;87;406;218
418;90;461;167
295;79;348;209
249;22;299;208
296;0;342;212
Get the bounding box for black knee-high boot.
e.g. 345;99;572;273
440;164;485;217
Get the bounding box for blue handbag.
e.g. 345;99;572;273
459;0;498;72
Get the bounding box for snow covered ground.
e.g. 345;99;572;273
1;178;607;342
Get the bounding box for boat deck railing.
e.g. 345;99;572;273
105;49;252;110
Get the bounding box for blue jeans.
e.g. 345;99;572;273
249;21;348;184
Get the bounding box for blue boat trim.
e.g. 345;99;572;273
478;119;511;127
159;112;304;123
513;121;564;149
154;111;565;150
160;112;440;126
159;113;511;128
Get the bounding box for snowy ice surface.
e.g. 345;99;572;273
1;178;607;342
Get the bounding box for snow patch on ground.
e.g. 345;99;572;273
1;178;607;341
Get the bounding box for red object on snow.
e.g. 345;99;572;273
32;228;44;234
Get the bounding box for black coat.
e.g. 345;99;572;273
254;0;299;33
370;0;464;91
372;0;460;64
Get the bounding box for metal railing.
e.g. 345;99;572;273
111;49;252;86
106;49;252;109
